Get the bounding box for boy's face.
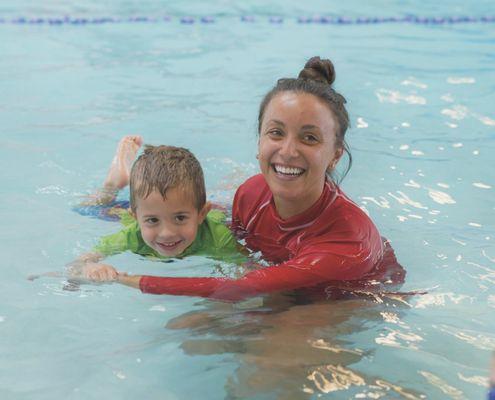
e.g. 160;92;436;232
133;188;209;257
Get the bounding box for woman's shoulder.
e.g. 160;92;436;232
235;174;270;202
298;185;383;268
332;185;370;218
319;183;380;235
238;174;267;190
232;174;271;225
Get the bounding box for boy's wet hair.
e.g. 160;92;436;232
129;145;206;212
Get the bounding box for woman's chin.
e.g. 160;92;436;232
271;187;304;204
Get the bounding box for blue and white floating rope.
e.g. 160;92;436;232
0;15;494;26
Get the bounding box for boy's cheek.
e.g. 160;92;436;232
140;229;154;246
185;225;200;244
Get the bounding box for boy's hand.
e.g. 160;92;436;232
82;263;118;282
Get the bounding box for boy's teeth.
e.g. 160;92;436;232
274;165;304;175
160;241;180;247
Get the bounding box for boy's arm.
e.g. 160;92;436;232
66;252;104;276
65;229;123;280
66;252;118;282
66;222;144;283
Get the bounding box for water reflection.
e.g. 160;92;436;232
166;293;425;399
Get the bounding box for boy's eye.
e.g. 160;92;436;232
145;217;159;224
175;215;188;223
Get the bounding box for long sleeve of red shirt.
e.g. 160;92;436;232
140;249;375;301
138;175;403;302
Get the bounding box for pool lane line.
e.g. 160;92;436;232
0;15;495;26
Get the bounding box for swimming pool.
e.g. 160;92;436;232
1;1;494;398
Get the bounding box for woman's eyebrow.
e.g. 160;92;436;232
268;119;286;127
301;124;319;130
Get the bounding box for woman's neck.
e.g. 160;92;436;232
273;183;325;220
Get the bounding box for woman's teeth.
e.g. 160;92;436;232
273;164;304;176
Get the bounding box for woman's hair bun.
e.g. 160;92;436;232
298;56;335;86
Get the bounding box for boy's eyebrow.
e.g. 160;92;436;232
141;211;192;217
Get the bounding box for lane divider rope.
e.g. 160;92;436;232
0;15;494;26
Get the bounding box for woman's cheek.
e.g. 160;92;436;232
257;144;272;172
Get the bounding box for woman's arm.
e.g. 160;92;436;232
117;273;141;289
119;248;377;301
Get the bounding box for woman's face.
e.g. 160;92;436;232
258;92;342;215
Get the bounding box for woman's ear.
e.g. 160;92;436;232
328;148;344;171
198;202;212;224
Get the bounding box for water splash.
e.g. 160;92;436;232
375;89;426;105
401;77;428;89
419;371;464;399
447;77;475;84
427;188;456;205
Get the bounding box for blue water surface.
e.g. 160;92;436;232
1;1;494;399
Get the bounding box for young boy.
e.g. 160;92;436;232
69;136;239;281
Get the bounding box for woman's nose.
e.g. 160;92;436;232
279;136;299;159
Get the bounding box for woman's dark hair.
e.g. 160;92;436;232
258;56;352;183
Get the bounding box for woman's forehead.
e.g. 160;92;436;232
263;92;337;129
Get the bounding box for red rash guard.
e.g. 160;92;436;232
140;174;404;301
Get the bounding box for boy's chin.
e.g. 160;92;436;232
156;249;183;257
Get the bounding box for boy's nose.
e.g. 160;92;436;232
158;224;177;239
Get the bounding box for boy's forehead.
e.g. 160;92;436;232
137;186;198;210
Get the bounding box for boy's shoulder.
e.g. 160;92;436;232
194;210;237;253
205;209;227;224
94;219;158;257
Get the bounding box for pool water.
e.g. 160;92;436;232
1;1;494;399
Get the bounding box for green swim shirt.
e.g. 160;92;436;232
93;210;240;260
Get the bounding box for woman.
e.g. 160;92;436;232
115;56;404;300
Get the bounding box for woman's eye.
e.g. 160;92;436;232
303;134;318;143
267;129;283;138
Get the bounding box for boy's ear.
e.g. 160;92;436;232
198;202;211;223
130;209;137;219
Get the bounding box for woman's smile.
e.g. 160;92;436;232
272;163;306;179
258;91;341;218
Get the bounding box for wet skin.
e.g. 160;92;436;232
133;188;210;257
258;92;343;219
